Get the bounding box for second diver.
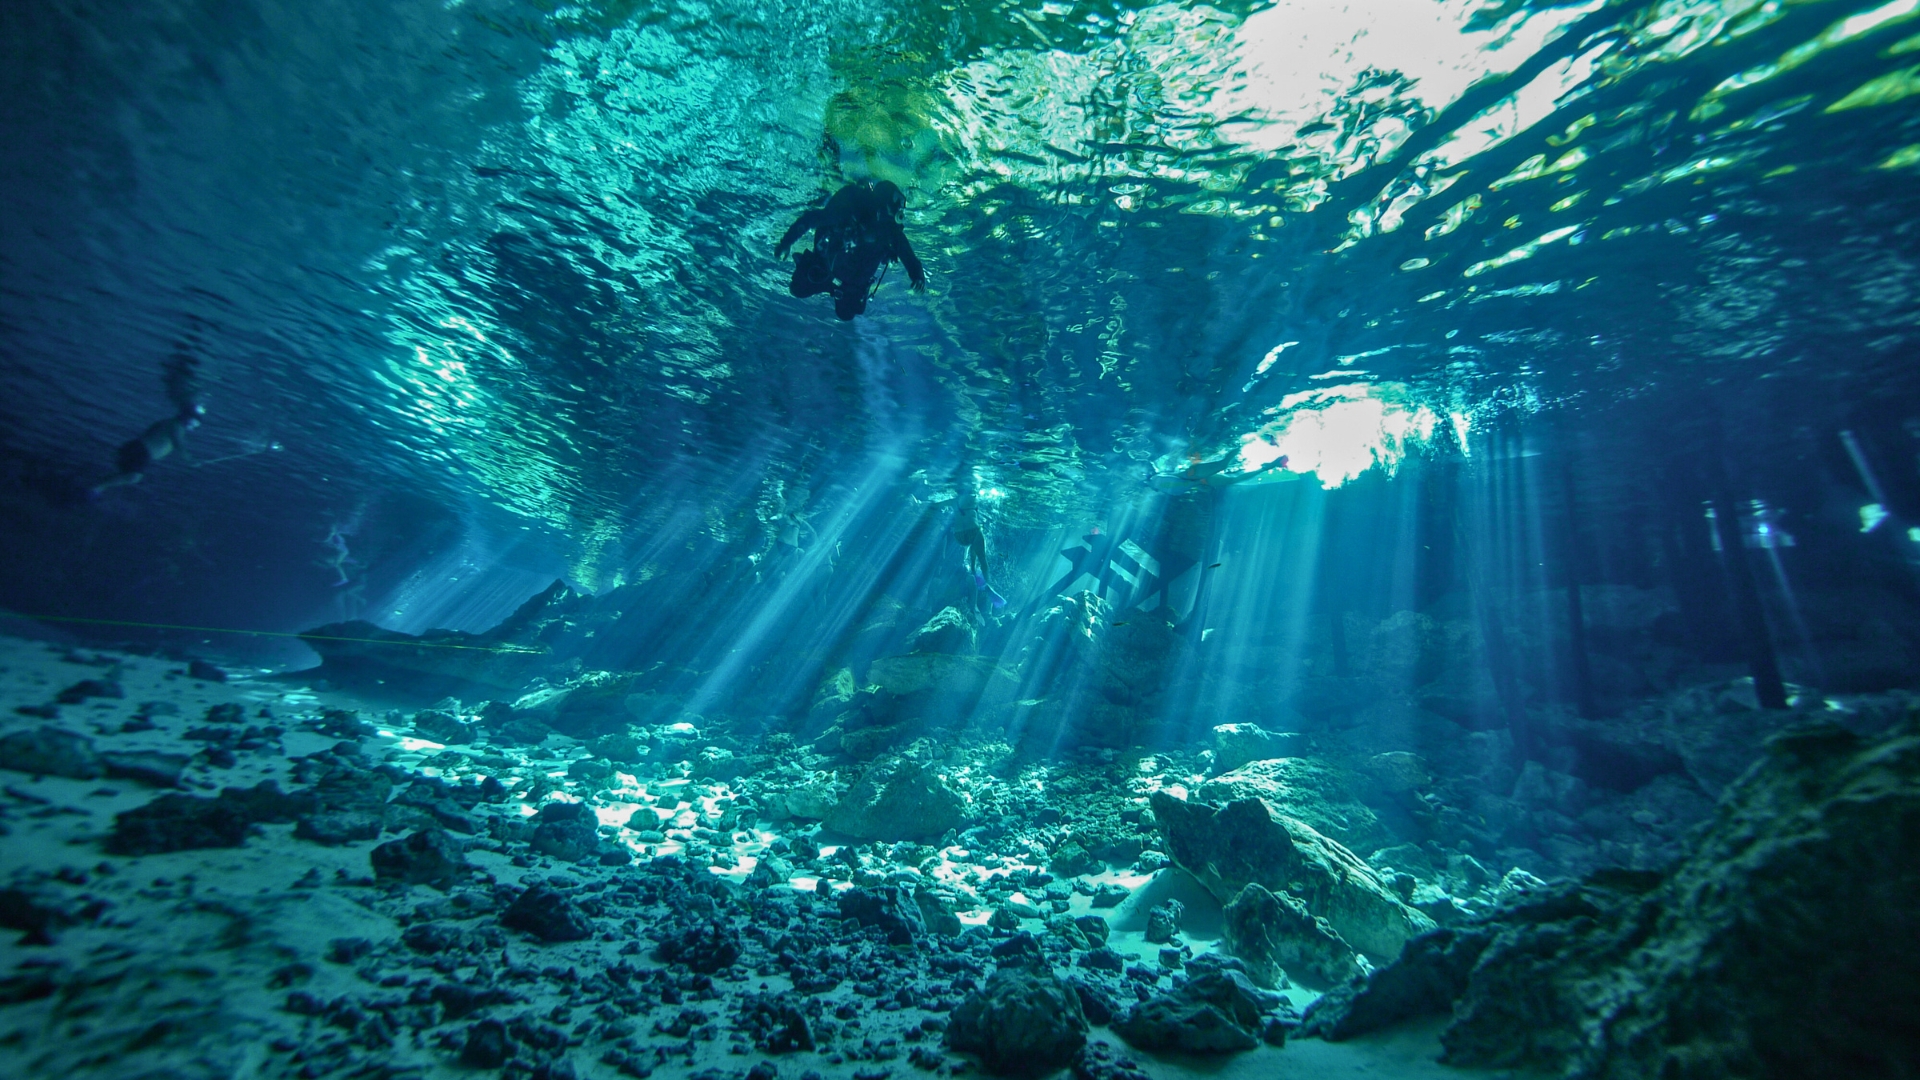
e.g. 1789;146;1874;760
776;180;927;320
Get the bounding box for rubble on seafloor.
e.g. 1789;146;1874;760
0;615;1914;1080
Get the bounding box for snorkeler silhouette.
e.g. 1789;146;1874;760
776;180;927;320
951;495;1006;610
91;347;205;496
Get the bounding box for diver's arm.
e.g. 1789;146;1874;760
892;225;927;292
775;210;825;259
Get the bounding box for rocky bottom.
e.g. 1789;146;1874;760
0;632;1912;1080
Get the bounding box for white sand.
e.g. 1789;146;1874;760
0;633;1530;1080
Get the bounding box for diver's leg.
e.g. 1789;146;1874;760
90;471;143;496
116;440;151;477
834;289;868;320
791;250;833;298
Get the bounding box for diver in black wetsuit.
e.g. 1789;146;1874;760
92;347;205;495
776;180;927;320
92;404;204;495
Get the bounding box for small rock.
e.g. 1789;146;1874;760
460;1018;512;1067
295;810;384;846
1144;899;1183;944
654;919;742;971
530;800;601;862
916;889;964;937
98;750;189;788
370;828;468;887
838;886;925;945
55;679;124;705
502;884;595;942
1004;896;1043;919
1073;915;1111;948
326;937;373;963
1071;1040;1151;1080
1089;882;1130;909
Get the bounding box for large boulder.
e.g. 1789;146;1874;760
1111;970;1280;1055
1209;724;1309;775
946;966;1088;1076
864;653;1016;700
825;757;967;842
1196;758;1385;853
905;606;980;655
1223;882;1364;990
1298;924;1496;1041
1150;790;1432;961
1301;714;1920;1079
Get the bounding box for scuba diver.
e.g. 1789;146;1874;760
950;494;1007;611
91;347;206;496
776;180;927;320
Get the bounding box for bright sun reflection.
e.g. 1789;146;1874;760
1238;383;1440;488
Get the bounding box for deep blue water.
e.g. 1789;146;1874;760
2;0;1918;721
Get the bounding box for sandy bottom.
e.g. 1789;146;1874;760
0;633;1532;1080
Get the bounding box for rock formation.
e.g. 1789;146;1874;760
1301;713;1920;1078
1150;789;1434;960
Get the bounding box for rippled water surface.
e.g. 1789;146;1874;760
2;0;1918;646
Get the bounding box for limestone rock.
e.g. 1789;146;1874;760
370;828;468;887
98;750;189;787
946;966;1089;1077
1196;757;1385;853
106;794;253;854
1302;715;1920;1079
1299;925;1494;1041
764;776;842;821
1223;882;1364;990
1113;997;1257;1054
864;652;1016;700
824;757;967;842
906;606;979;655
296;810;383;846
502;885;595;943
837;885;925;944
1150;790;1433;960
1111;971;1278;1055
1363;751;1431;793
1144;899;1183;944
653;919;740;970
529;801;600;862
0;726;103;780
1209;724;1308;775
916;889;964;937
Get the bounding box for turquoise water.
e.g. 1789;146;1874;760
3;6;1920;1078
1;0;1917;706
